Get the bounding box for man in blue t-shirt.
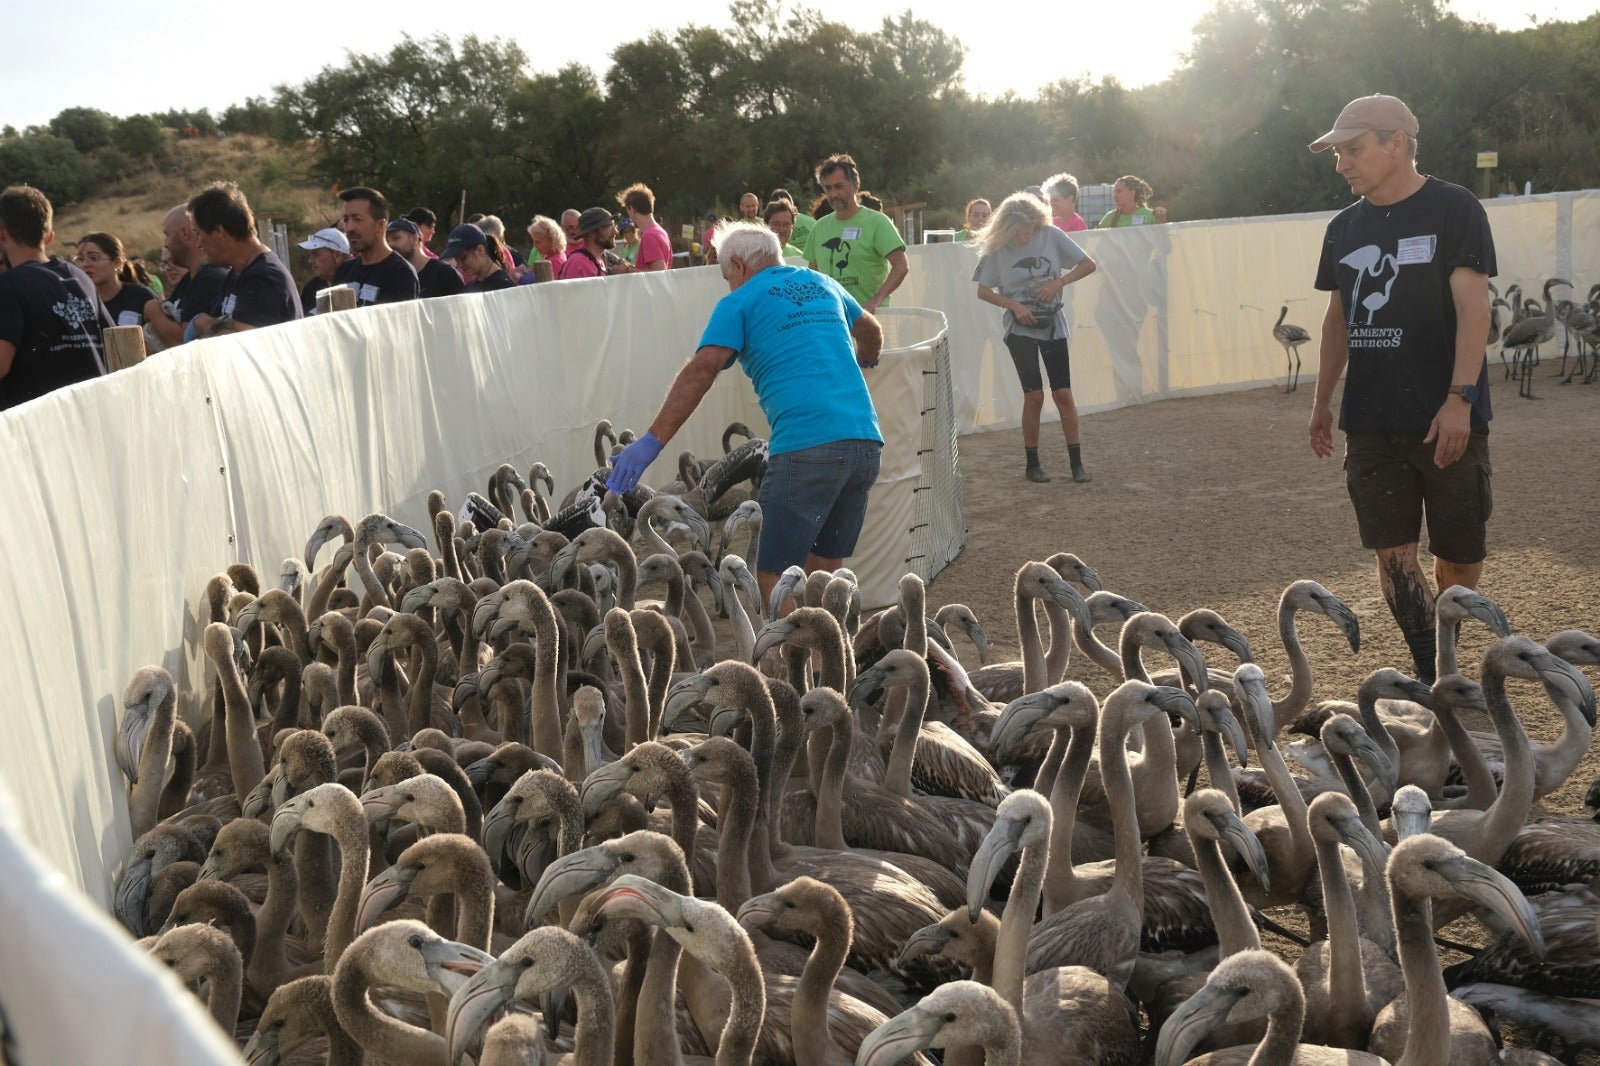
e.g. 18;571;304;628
607;221;884;610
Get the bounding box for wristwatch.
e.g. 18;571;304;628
1449;383;1480;403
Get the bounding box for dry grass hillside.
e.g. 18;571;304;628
50;133;337;268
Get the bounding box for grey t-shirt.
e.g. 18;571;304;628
975;226;1087;340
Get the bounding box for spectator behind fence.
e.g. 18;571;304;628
405;206;439;255
771;187;813;253
805;154;907;313
388;219;463;299
159;254;185;294
187;182;301;337
561;209;582;244
75;231;158;331
702;211;720;265
975;191;1098;485
762;200;804;258
333;187;419;306
955;198;992;242
739;192;761;221
478;215;525;274
144;203;230;348
523;216;567;281
616;183;672;272
440;224;515;293
296;227;350;315
605;221;883;611
617;218;639;265
1098;175;1158;228
560;208;619;280
1043;173;1088;232
0;184;107;410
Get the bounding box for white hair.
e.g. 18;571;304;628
478;214;505;237
712;222;781;270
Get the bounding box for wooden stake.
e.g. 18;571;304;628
104;325;146;372
317;286;358;314
530;261;554;284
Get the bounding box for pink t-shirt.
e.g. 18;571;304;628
1054;213;1088;233
558;247;603;280
635;221;672;270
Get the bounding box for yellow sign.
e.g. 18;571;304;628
1477;151;1499;169
680;225;695;241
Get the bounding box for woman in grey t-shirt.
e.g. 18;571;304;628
975;191;1098;483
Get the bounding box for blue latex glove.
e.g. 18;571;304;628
607;430;664;493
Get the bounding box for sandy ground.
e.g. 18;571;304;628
925;369;1600;1053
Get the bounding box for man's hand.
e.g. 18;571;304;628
863;298;881;315
191;313;216;337
1424;398;1472;468
144;297;173;323
607;431;664;494
1309;405;1335;458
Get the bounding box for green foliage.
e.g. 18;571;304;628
95;147;134;183
26;2;1600;228
0;134;96;206
48;107;114;154
221;97;288;138
112;115;166;160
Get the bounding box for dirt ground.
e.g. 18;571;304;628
926;369;1600;1053
932;372;1600;811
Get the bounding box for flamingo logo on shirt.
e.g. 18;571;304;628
821;236;852;275
1340;245;1401;326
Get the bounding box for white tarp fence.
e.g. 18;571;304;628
0;192;1587;939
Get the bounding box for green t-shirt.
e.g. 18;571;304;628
954;229;973;242
781;242;804;258
789;212;815;255
1098;207;1158;228
803;207;906;306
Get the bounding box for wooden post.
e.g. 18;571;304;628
530;261;554;284
317;286;358;314
103;325;146;372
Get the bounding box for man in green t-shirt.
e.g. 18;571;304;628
803;154;908;312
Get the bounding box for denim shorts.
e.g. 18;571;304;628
757;439;882;573
1344;425;1492;563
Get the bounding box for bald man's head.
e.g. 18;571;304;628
162;204;204;268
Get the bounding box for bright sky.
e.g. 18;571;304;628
4;0;1593;130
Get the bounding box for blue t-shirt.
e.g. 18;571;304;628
696;264;882;455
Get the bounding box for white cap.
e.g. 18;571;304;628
297;227;349;254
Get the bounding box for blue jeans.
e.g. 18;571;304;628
756;439;882;573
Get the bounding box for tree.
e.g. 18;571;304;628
0;134;96;206
48;107;113;153
112;115;166;160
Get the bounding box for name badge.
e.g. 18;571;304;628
220;294;238;316
116;310;141;326
842;227;862;240
359;283;380;303
1396;235;1436;265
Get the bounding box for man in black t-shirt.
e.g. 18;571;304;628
144;203;229;348
332;186;419;307
388;219;464;300
0;185;106;410
1306;94;1496;683
188;182;301;336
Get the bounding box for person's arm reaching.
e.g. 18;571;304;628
852;312;883;368
1309;290;1349;458
863;249;908;315
143;298;185;347
1425;267;1490;468
607;345;733;492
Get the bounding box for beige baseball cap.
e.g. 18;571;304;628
1308;94;1419;152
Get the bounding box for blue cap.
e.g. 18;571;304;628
439;223;487;259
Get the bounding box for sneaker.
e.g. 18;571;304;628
1026;466;1051;483
1071;467;1092;483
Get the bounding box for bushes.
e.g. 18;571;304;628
0;133;97;206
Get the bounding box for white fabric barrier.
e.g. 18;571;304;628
0;780;243;1064
0;192;1588;910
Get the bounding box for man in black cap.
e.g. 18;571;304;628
1305;92;1496;683
558;208;619;280
388;218;464;299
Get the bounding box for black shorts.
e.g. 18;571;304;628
1003;334;1072;392
1343;426;1492;563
